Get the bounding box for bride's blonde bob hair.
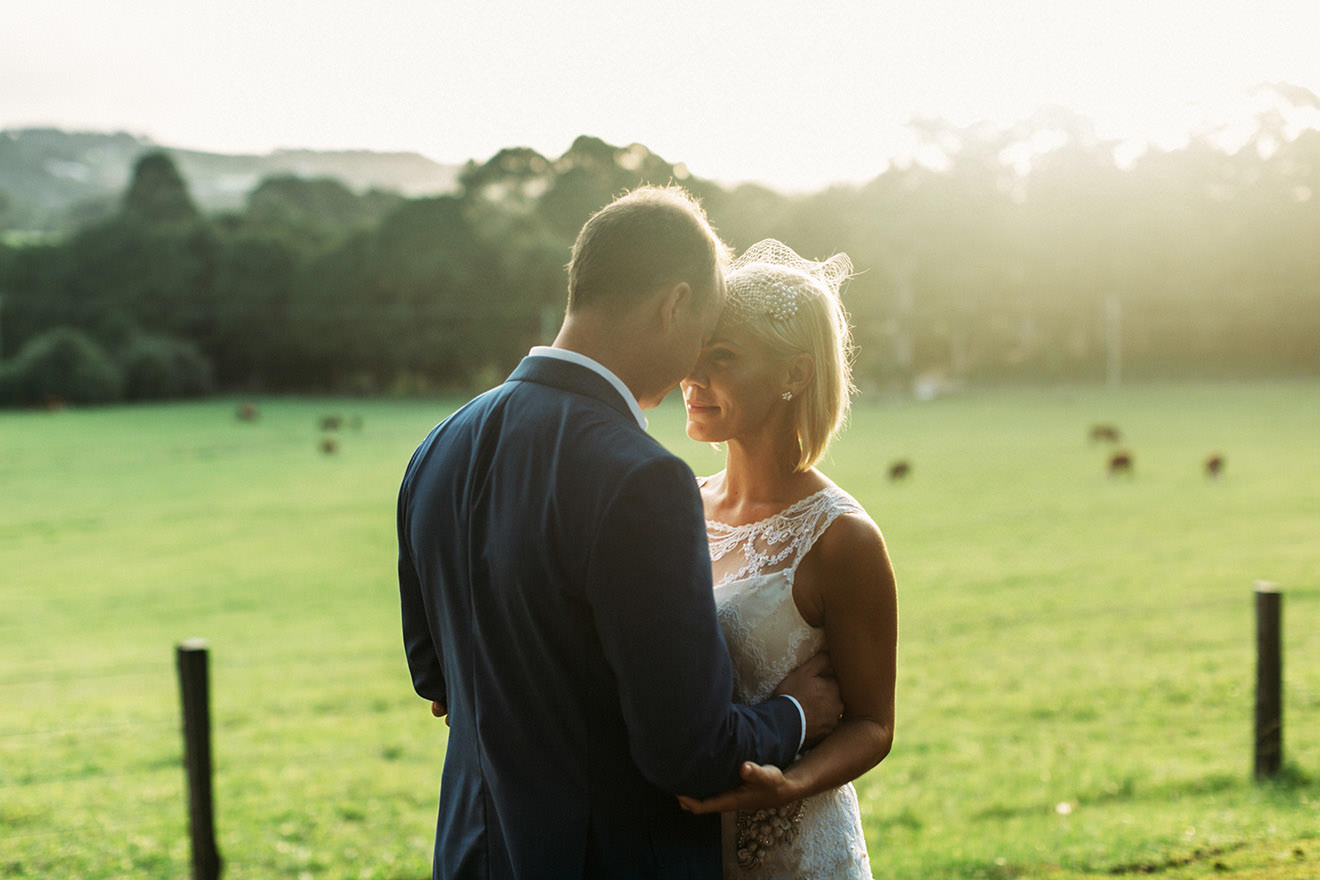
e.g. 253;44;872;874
724;240;855;472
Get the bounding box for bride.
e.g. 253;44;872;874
677;240;898;878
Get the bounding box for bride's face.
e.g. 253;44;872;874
681;320;787;443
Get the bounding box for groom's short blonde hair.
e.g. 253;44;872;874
567;185;730;313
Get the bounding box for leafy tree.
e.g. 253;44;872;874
536;136;684;240
201;231;299;387
289;194;528;390
122;151;198;224
0;326;123;405
459;147;553;205
57;217;219;347
5;118;1320;406
244;175;402;249
118;333;214;400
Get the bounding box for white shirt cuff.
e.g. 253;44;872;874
780;694;806;753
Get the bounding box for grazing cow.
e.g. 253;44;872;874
236;402;259;422
320;437;339;455
1107;449;1134;478
319;414;343;431
888;460;911;481
1089;424;1121;444
1204;453;1225;481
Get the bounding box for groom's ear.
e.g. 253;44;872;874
656;281;693;333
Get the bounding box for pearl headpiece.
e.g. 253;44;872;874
724;239;852;325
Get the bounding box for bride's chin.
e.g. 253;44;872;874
685;424;722;443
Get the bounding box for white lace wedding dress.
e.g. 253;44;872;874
706;483;873;879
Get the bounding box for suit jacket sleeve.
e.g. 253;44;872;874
586;456;802;797
398;461;446;705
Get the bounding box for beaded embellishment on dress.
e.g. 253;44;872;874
735;800;805;868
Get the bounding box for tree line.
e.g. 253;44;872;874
1;108;1317;406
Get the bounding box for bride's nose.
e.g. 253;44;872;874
683;363;709;388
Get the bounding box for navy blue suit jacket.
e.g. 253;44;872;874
398;355;802;879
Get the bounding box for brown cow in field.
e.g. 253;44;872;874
888;460;911;481
1107;449;1134;478
1204;453;1225;480
236;402;259;422
1089;424;1121;444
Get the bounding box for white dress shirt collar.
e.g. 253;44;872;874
528;346;648;430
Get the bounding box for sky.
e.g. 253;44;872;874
5;0;1320;191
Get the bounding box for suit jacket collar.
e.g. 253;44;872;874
508;355;644;427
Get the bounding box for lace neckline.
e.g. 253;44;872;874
703;483;858;587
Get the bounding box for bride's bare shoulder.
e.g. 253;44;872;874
820;509;885;557
811;507;893;599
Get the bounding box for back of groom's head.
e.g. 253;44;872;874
567;185;729;314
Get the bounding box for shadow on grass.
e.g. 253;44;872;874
1103;842;1250;875
969;760;1320;824
1253;761;1314;799
1256;761;1311;785
971;772;1241;822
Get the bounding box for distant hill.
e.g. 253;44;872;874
0;128;462;231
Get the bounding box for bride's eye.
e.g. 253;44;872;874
708;346;735;363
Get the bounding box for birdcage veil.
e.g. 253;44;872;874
724;239;853;324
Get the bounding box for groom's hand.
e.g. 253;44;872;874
676;761;795;814
773;652;842;746
430;701;450;727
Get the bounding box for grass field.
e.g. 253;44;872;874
1;380;1317;879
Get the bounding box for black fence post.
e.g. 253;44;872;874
177;639;222;880
1253;582;1283;780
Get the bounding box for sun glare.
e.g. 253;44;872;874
3;0;1319;189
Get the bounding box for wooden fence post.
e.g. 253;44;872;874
1253;582;1283;780
177;639;222;880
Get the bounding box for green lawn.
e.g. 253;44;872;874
1;381;1317;878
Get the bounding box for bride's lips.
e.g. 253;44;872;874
685;399;719;415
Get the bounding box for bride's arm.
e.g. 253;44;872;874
680;512;897;813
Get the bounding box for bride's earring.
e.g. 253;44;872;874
781;391;793;401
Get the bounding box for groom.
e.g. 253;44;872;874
398;185;841;879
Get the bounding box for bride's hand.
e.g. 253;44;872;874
676;761;797;814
